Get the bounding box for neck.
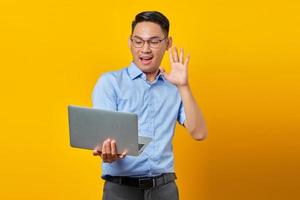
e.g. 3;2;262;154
145;68;160;82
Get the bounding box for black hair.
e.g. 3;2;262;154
131;11;170;36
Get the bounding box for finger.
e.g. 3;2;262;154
111;139;117;160
173;46;179;63
179;48;184;64
105;139;112;161
162;70;170;81
93;147;102;156
94;151;102;156
93;150;98;156
118;151;127;159
168;47;174;64
93;146;99;155
102;139;109;161
184;53;190;67
159;67;165;75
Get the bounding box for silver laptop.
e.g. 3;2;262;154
68;105;151;156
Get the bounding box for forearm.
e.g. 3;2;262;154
178;85;208;140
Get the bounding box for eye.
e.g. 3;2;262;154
150;40;160;45
133;39;143;44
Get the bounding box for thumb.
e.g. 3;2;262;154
119;150;127;159
159;67;171;80
93;150;99;156
159;67;165;74
93;147;101;156
159;67;168;77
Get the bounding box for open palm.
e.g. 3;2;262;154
161;46;190;87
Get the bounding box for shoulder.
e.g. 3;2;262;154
95;67;128;84
97;69;123;80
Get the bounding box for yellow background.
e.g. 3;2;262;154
1;0;299;199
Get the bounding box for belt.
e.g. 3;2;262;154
102;173;177;189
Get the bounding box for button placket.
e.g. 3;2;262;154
148;88;154;130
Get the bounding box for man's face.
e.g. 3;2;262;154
129;21;172;73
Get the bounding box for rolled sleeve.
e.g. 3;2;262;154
177;101;186;126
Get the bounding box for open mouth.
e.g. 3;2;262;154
139;56;153;65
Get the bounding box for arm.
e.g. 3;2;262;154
178;85;208;140
160;46;208;141
92;74;127;162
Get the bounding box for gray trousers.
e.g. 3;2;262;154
102;180;179;200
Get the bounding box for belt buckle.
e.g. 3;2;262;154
138;177;155;189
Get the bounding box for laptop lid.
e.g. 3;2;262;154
68;105;151;156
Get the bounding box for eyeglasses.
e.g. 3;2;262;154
130;35;168;49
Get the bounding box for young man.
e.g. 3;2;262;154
92;11;207;200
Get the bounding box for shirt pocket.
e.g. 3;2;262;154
117;96;143;115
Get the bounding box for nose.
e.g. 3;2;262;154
141;41;151;53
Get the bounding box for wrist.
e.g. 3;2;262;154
177;83;190;91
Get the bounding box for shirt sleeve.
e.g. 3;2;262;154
177;101;186;126
92;73;117;111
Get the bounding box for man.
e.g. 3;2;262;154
92;11;207;200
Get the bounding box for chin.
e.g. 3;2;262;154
134;61;155;72
139;64;158;73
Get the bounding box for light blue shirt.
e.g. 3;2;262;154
92;62;186;177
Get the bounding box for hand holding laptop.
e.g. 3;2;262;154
92;138;127;163
68;105;152;157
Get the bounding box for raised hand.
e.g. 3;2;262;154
160;46;190;87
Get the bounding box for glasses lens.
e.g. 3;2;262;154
133;38;143;48
149;40;160;48
131;37;165;48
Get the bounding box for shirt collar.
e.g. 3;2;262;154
128;62;143;80
127;62;166;82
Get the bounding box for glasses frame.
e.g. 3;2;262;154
130;35;168;49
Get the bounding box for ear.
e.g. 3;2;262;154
166;36;172;50
128;36;132;48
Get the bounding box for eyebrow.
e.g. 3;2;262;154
132;35;162;40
